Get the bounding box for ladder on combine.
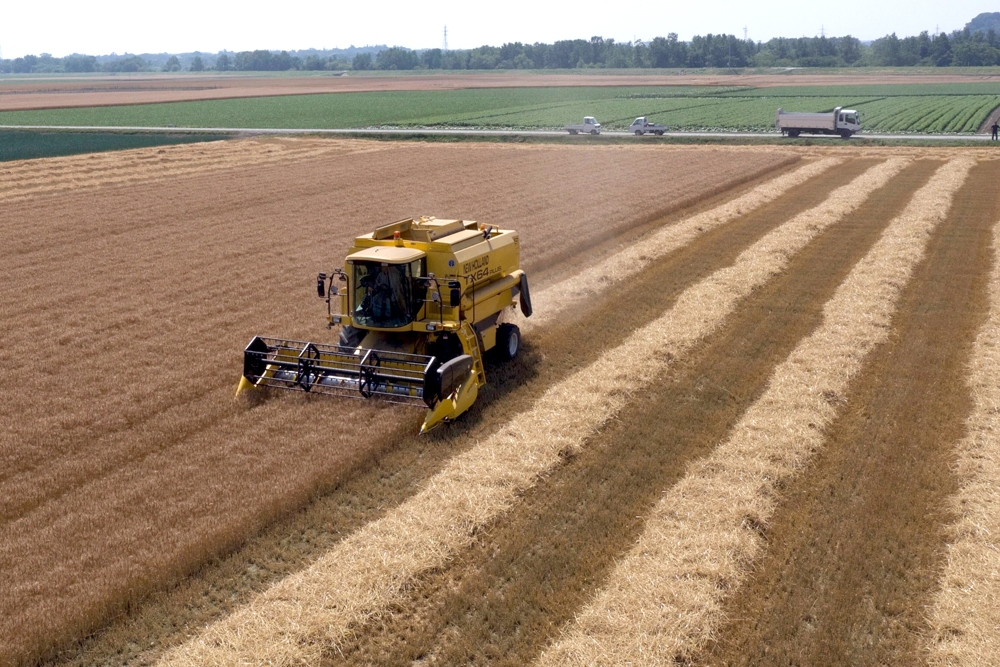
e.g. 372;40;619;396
458;322;486;387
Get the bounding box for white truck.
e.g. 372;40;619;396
776;106;861;139
564;116;601;135
629;117;667;135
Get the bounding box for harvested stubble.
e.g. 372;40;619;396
325;158;934;667
0;137;384;204
156;157;909;667
534;158;975;667
926;218;1000;666
525;156;842;331
701;159;999;666
0;139;792;667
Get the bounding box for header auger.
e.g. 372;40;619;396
236;216;532;433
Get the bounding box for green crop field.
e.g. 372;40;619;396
2;84;998;134
0;130;229;162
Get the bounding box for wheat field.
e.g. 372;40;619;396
3;138;1000;667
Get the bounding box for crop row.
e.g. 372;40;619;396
0;86;996;135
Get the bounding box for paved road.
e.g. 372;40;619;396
1;124;995;142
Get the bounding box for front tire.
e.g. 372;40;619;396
495;323;521;361
590;129;599;135
635;130;643;136
840;130;852;139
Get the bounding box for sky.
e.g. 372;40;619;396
0;0;996;59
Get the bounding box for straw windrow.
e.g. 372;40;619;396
534;158;975;667
525;157;842;330
155;157;908;667
926;218;1000;666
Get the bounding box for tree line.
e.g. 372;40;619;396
4;27;1000;74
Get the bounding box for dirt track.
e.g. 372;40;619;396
3;71;1000;111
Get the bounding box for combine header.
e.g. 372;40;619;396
237;216;532;433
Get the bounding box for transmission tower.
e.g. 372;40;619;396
744;26;748;41
443;25;448;51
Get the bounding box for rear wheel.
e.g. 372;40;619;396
495;323;521;361
788;129;800;138
569;129;578;135
655;130;664;135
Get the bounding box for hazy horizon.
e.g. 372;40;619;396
1;0;996;60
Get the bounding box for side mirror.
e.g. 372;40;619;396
450;289;461;307
317;273;326;298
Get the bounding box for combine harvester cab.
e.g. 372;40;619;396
237;216;532;433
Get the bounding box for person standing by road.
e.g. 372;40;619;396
992;120;999;140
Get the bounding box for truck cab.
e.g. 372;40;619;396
835;109;861;136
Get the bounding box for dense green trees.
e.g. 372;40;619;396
4;21;1000;74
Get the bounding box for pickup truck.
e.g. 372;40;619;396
629;117;667;135
776;106;861;139
564;117;601;135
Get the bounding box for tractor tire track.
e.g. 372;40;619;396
700;160;999;667
324;160;940;667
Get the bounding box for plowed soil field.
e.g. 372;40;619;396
3;138;1000;667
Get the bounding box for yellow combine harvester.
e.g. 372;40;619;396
237;216;533;433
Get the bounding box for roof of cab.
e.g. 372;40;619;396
347;246;425;263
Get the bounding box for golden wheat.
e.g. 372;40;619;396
154;157;909;667
534;158;975;667
0;140;796;667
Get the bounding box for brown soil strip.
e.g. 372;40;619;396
0;142;791;667
321;160;936;667
3;72;1000;112
926;195;1000;665
696;160;998;667
155;159;894;666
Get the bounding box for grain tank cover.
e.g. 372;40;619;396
372;217;468;243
